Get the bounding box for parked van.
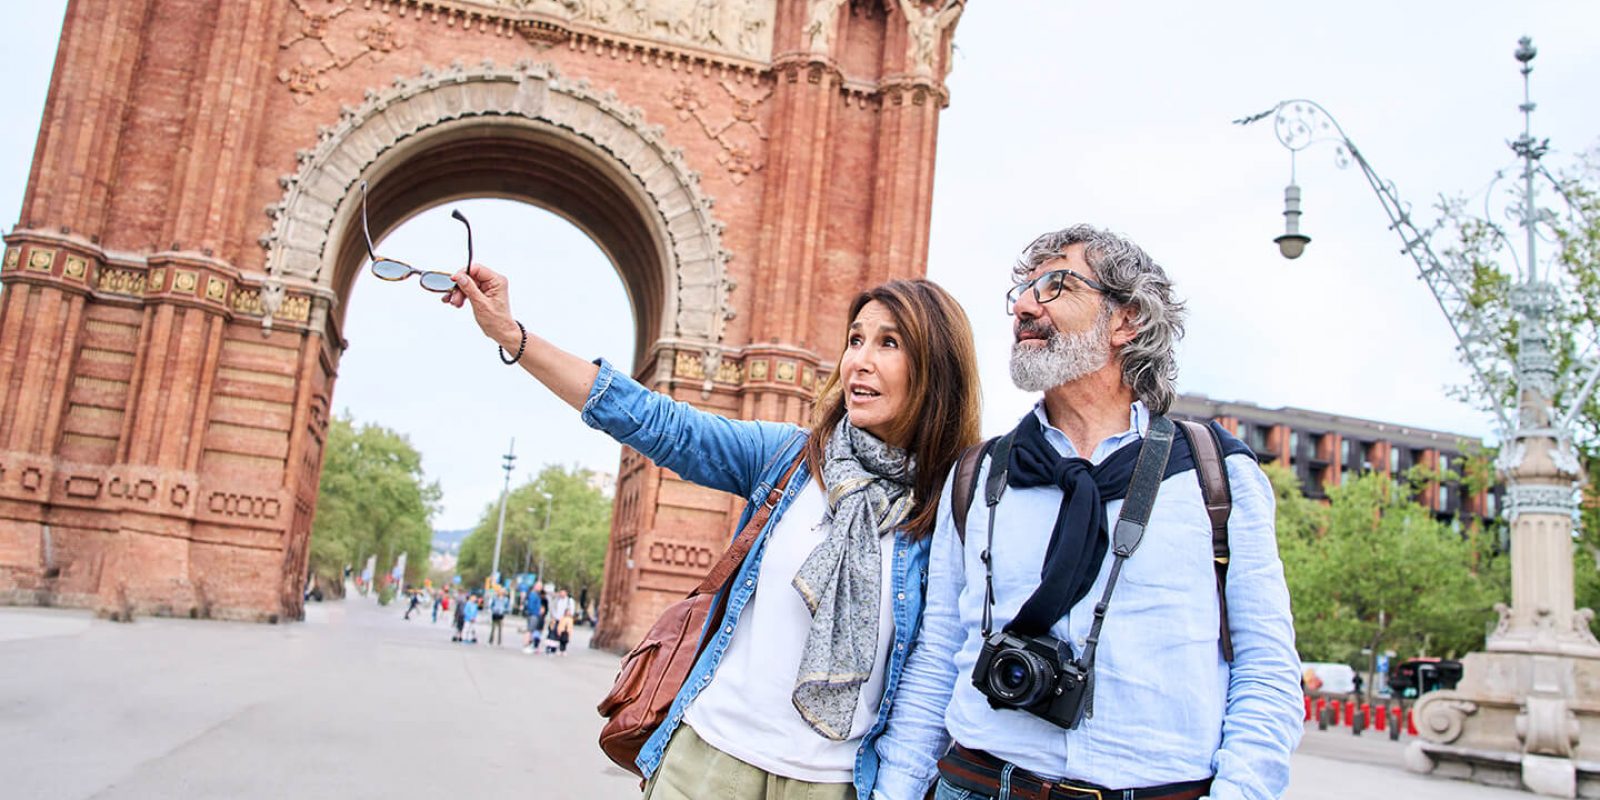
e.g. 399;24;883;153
1301;661;1356;695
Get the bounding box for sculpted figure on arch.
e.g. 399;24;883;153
896;0;963;76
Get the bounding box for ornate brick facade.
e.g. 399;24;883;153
0;0;963;645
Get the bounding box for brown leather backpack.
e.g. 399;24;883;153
596;453;805;777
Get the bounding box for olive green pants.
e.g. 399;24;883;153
642;724;854;800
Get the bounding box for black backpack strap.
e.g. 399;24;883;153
951;438;998;543
1175;419;1235;662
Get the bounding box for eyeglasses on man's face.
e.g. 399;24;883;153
1005;267;1122;316
359;180;472;293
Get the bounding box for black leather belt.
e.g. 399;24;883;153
937;744;1212;800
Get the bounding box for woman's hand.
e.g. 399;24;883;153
446;264;521;351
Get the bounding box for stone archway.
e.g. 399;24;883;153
0;0;966;648
262;61;735;370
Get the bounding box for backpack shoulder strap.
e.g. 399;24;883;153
1175;419;1236;662
951;437;998;544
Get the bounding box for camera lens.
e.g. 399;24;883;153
987;649;1054;707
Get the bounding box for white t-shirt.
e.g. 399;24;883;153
683;480;897;783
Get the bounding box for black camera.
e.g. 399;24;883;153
971;629;1090;729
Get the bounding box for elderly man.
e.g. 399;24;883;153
874;225;1302;800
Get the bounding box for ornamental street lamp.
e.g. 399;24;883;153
1240;38;1600;797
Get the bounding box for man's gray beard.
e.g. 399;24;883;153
1009;308;1112;392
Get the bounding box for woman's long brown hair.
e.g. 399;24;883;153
806;279;982;540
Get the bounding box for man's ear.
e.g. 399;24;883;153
1109;302;1139;349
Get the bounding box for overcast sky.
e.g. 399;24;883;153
4;2;1599;531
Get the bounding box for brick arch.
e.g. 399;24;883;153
259;61;734;360
0;1;962;641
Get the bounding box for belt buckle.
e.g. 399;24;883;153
1047;780;1102;800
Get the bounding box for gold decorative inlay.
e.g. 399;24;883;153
172;270;198;294
63;256;88;281
674;351;706;380
26;248;55;272
96;268;147;297
3;248;18;271
749;359;769;381
801;365;816;390
206;277;228;301
715;360;743;384
776;361;796;383
230;288;264;316
278;295;311;323
149;269;166;292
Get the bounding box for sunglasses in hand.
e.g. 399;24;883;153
360;180;472;293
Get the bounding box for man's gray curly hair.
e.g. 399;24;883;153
1013;224;1187;414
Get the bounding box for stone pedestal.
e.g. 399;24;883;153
1408;649;1600;797
1406;373;1599;796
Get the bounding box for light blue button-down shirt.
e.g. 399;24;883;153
874;401;1302;800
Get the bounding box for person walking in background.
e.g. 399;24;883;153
444;261;982;798
451;590;466;643
523;587;547;654
555;609;574;656
403;589;421;620
489;589;510;645
462;593;480;644
432;589;443;624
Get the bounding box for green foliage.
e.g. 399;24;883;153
308;414;441;594
455;463;612;595
1273;468;1508;667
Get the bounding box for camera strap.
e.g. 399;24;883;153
979;417;1177;713
1079;416;1175;715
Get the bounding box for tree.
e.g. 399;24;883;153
455;463;611;596
308;414;441;599
1272;466;1508;667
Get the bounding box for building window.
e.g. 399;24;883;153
1389;446;1400;473
1438;484;1451;511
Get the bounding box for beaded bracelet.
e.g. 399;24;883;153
499;321;527;365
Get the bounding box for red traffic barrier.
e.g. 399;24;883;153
1315;697;1327;722
1407;709;1418;736
1304;695;1312;721
1373;704;1387;731
1342;700;1354;727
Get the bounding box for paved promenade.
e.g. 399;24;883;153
0;598;1529;799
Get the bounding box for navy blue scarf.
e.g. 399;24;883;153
1003;411;1252;636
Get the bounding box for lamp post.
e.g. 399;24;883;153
489;439;516;590
1240;38;1600;796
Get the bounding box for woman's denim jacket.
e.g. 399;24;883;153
580;359;933;798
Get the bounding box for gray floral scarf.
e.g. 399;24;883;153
791;419;915;740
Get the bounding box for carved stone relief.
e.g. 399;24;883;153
473;0;777;60
278;0;408;104
665;78;771;184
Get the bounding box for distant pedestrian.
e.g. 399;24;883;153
463;594;481;644
403;590;421;620
431;590;442;623
489;590;510;645
451;592;466;642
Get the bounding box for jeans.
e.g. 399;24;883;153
489;615;504;644
932;770;1011;800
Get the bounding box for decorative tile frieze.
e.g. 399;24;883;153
96;268;148;297
26;248;55;273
